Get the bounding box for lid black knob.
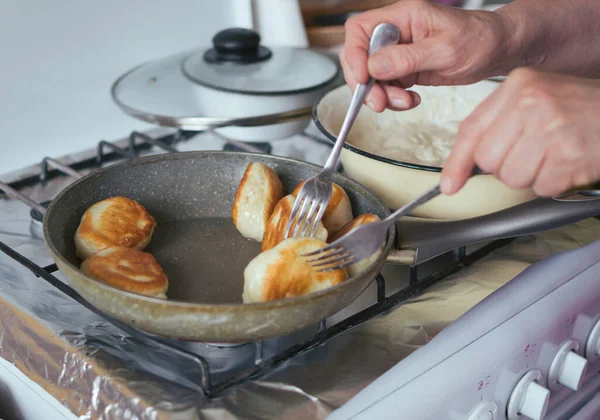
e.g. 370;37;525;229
203;28;272;64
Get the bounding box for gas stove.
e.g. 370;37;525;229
1;125;600;419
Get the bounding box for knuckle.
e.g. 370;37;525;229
573;170;593;187
554;136;587;161
518;84;554;109
532;183;556;197
457;119;481;143
509;67;538;84
400;50;419;75
344;15;360;31
473;150;497;174
499;167;528;189
533;176;569;197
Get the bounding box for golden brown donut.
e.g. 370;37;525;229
262;195;328;252
232;163;284;242
243;237;347;303
80;246;168;299
74;196;156;260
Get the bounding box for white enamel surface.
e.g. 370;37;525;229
339;147;536;219
329;238;600;419
0;357;76;419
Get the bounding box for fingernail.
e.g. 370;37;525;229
390;97;408;109
366;100;376;110
440;176;453;194
369;55;390;75
411;92;421;106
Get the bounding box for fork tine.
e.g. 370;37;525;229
300;200;320;238
315;256;358;273
306;246;345;263
310;250;352;268
284;196;303;238
302;242;337;257
308;202;327;238
291;196;310;238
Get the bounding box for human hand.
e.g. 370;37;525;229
441;68;600;197
340;0;511;112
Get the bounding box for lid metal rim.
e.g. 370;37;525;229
181;51;341;96
111;63;315;131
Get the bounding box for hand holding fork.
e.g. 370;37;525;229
283;23;401;239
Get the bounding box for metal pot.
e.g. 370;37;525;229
313;80;537;219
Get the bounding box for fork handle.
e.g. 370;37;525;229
323;23;400;171
383;166;484;228
324;80;375;171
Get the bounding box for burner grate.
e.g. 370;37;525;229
0;236;511;397
0;129;511;397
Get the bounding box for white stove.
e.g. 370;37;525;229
2;1;600;419
330;238;600;420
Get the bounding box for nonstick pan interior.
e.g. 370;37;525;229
43;152;394;341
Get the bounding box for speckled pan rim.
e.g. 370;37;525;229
43;151;395;311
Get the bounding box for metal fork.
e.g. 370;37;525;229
283;23;401;239
305;168;484;271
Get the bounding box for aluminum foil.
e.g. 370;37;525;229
1;127;600;419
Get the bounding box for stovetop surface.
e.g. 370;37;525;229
1;126;599;419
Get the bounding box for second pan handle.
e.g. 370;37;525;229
394;190;600;265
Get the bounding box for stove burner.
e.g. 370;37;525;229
29;200;52;240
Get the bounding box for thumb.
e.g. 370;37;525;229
368;39;445;81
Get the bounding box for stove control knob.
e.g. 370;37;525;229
585;317;600;362
548;340;588;391
467;401;496;420
507;370;550;420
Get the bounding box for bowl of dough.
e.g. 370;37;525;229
312;80;537;219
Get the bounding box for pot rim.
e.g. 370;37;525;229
312;95;443;173
312;79;503;173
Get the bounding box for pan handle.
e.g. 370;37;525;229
395;190;600;265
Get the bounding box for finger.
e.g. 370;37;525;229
341;49;387;111
495;108;548;189
367;39;446;81
339;49;357;93
381;85;421;110
531;155;573;197
366;83;389;112
343;4;415;84
440;82;517;194
472;100;529;175
532;129;595;196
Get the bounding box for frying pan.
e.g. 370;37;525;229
43;151;395;343
43;151;600;343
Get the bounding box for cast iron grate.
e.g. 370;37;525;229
0;129;512;397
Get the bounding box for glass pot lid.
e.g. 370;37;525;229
111;28;340;130
181;28;339;95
